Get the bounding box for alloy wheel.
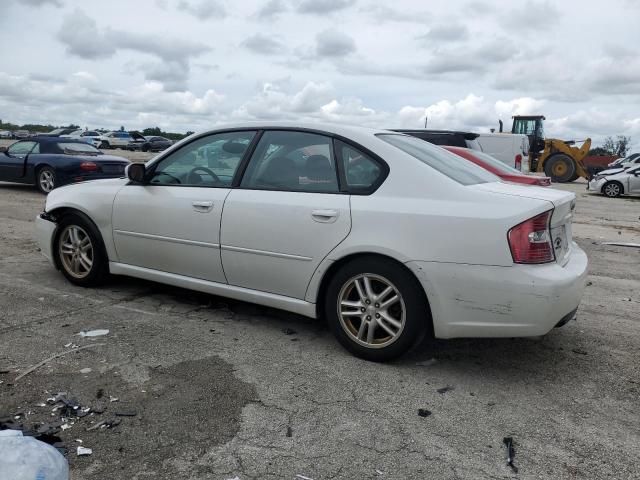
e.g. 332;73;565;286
58;225;93;279
604;183;620;197
337;273;406;348
39;170;55;193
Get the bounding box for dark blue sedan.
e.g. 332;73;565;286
0;137;130;194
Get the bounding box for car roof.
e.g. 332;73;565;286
193;121;391;138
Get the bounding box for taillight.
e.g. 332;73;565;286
515;154;522;171
508;210;554;264
80;161;99;172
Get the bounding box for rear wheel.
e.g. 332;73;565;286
544;154;576;183
36;167;56;194
99;141;110;149
54;213;108;286
324;256;429;362
602;181;623;198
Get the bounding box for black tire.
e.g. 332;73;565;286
100;141;110;149
544;154;576;183
602;181;623;198
54;212;109;287
35;166;56;194
141;144;149;152
324;256;430;362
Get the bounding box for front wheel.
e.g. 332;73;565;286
54;214;108;286
544;154;576;183
602;181;623;198
324;256;429;362
36;167;56;194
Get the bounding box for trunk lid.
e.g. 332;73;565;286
472;182;576;264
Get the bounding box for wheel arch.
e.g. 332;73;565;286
601;180;624;195
47;207;109;270
312;252;435;338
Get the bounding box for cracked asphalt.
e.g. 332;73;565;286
0;179;638;480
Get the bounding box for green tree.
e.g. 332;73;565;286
601;135;631;157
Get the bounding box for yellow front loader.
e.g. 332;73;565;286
509;115;591;183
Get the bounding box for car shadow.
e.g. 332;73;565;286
103;275;572;378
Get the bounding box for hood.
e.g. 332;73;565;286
470;182;575;207
598;168;625;176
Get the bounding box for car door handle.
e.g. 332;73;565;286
192;201;214;212
311;209;339;223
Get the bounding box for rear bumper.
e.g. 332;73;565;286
35;213;57;266
407;243;588;338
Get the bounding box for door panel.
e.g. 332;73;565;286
220;190;350;299
0;141;35;181
112;185;229;282
628;170;640;194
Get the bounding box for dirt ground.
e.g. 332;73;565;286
0;175;638;479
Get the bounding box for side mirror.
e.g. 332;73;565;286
126;163;146;183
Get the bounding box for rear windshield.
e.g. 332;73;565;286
378;134;499;185
464;149;523;175
56;142;101;154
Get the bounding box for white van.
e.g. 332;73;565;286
475;133;530;172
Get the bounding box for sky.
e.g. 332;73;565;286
1;0;639;148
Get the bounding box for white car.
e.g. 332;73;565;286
35;123;588;361
587;164;640;197
95;131;134;149
60;129;103;147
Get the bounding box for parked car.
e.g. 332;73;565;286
35;123;587;361
587;164;640;197
0;130;13;139
444;146;551;186
60;130;103;147
96;131;145;149
0;137;130;194
40;128;79;137
474;133;530;171
607;153;640;169
127;136;173;152
392;129;482;150
14;130;30;139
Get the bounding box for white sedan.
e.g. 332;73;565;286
587;164;640;197
35;123;588;361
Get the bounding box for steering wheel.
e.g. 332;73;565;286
187;166;221;185
151;171;182;184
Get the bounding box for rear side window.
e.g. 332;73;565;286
336;141;383;192
241;131;339;193
378;134;499;185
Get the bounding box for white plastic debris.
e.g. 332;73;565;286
75;439;83;444
79;368;92;374
64;343;72;348
295;476;314;480
76;446;92;456
76;329;109;338
109;396;119;403
376;469;384;475
225;477;241;480
61;424;71;431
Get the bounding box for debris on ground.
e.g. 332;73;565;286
282;328;297;335
76;329;109;338
115;410;137;417
79;368;92;374
76;446;92;456
295;475;314;480
415;358;438;367
13;344;106;382
286;426;292;437
572;348;588;355
601;242;640;248
503;437;518;473
436;386;455;394
418;408;432;417
375;469;384;475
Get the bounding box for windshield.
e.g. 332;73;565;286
378;134;499;185
464;149;523;175
57;142;101;154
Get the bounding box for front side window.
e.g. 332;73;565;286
8;141;36;155
148;130;256;187
337;140;383;191
241;130;339;193
378;134;499;185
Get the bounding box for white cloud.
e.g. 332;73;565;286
177;0;227;19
